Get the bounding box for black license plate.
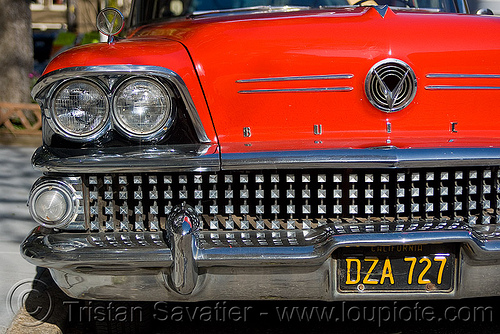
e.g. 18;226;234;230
338;244;456;292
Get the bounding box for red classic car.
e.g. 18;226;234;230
22;0;500;303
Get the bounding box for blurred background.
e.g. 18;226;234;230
31;0;133;75
0;0;133;147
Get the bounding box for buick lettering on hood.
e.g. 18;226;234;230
22;0;500;302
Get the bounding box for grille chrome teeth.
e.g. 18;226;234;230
119;219;129;231
240;220;249;229
225;219;234;229
135;219;144;231
149;188;158;199
90;220;99;231
150;218;159;231
105;220;114;231
210;219;218;230
82;168;500;233
134;189;143;200
150;202;159;215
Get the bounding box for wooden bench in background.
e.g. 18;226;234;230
0;102;42;146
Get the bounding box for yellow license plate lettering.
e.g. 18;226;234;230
434;256;447;285
362;257;379;284
345;258;361;284
379;258;394;284
418;257;432;284
404;256;417;284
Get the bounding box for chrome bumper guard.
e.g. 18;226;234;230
22;204;500;301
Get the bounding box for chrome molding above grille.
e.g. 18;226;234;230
32;144;219;173
33;147;500;173
220;148;500;170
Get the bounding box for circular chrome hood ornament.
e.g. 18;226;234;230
365;59;417;113
96;8;124;44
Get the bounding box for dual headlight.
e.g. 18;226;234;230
51;77;174;141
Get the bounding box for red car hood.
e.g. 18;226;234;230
132;7;500;152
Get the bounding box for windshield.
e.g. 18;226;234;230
130;0;462;26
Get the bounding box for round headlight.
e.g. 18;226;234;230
29;181;78;228
52;80;109;139
113;78;173;139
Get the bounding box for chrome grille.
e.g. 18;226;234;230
83;167;500;232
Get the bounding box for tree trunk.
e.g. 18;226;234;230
0;0;33;103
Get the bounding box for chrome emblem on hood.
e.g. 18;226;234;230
365;59;417;113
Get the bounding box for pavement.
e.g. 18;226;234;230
0;145;41;334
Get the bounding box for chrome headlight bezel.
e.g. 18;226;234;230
32;66;211;144
49;79;111;141
112;77;175;141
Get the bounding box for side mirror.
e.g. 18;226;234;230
476;8;494;15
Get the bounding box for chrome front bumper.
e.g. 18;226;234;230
21;205;500;301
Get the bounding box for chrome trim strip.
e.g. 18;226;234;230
236;74;353;83
220;147;500;170
425;85;500;90
32;144;220;173
238;87;353;94
427;73;500;79
32;65;210;143
34;147;500;172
